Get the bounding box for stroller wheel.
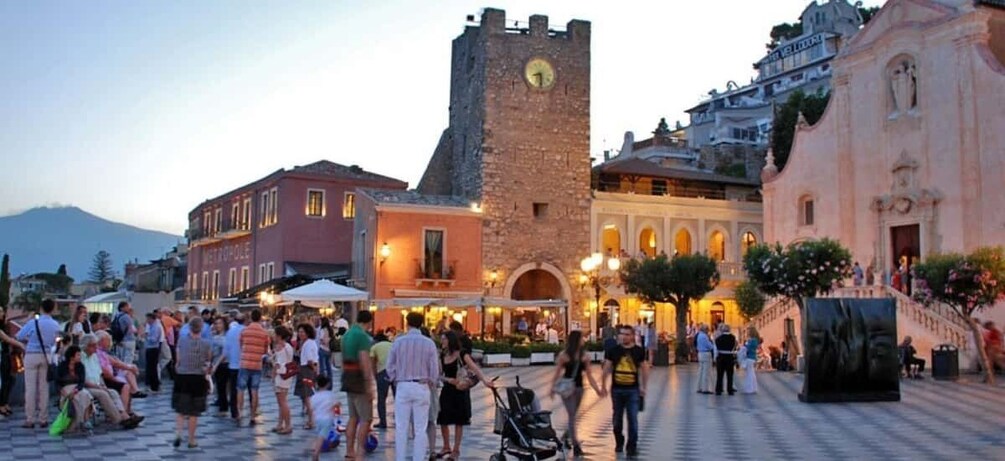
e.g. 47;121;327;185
489;454;507;461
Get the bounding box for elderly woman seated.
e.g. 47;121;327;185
79;334;142;429
56;345;95;433
95;330;146;417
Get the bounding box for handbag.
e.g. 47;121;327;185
35;318;57;382
281;360;299;380
50;399;73;437
555;352;582;399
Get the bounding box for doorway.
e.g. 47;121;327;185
890;224;920;295
710;302;725;331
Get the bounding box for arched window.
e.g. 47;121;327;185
799;195;815;226
674;228;692;256
741;231;758;257
639;227;657;258
708;231;726;262
601;226;621;257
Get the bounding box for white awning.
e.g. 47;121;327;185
277;279;368;308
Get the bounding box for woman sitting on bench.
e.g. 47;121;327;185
900;336;925;379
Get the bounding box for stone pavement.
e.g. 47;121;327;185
0;365;1003;460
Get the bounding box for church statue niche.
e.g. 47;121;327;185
888;57;917;116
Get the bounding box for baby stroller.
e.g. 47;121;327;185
489;376;565;461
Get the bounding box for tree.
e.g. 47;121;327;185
770;89;831;171
859;6;880;25
742;238;853;310
766;22;803;50
0;254;10;307
620;254;720;363
88;250;116;285
735;280;767;321
57;264;67;276
912;247;1005;385
32;272;74;295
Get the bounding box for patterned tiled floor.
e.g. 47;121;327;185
1;365;1003;460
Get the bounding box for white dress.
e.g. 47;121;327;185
273;343;295;390
739;340;759;394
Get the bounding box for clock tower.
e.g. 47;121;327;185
418;9;591;318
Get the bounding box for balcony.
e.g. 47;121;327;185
187;220;251;247
217;220;252;240
717;261;747;281
414;260;456;288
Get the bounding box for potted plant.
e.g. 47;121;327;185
585;341;605;362
530;342;561;364
511;345;532;366
481;341;512;367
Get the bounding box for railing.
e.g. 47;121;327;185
717;262;746;280
751;297;797;334
883;286;970;350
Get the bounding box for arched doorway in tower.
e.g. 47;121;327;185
510;269;565;337
602;226;622;257
639;227;657;258
674;228;692;256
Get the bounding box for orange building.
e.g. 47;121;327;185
351;189;486;333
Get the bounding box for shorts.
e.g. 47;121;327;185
237;369;263;391
347;392;373;421
315;417;334;438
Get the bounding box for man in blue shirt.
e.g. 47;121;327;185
16;298;61;427
179;305;212;340
113;301;137;365
223;310;245;422
695;324;715;394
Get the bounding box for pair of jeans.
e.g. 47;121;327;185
214;365;230;412
376;369;395;425
394;381;430;461
610;387;640;450
144;347;160;392
318;350;332;379
715;354;735;394
227;368;240;418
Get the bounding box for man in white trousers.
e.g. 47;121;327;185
385;312;440;461
695;324;715;394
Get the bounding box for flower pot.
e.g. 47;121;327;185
511;357;531;366
483;353;512;367
530;352;555;364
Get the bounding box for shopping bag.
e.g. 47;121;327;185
49;400;73;437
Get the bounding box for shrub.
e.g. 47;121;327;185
480;341;513;354
584;341;604;352
529;343;562;353
511;345;531;358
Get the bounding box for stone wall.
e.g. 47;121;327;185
698;144;767;181
416;128;454;196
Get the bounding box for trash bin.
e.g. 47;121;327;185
931;344;959;381
653;341;670;367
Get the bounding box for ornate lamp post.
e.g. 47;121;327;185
579;252;620;340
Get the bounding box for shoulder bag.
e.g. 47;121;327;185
554;352;582;398
34;318;57;382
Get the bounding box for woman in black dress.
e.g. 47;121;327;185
436;331;492;460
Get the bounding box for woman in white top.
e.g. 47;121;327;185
271;326;295;435
67;305;91;345
294;323;320;430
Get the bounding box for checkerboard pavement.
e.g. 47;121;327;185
1;365;1003;460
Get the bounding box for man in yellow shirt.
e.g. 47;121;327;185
370;333;394;429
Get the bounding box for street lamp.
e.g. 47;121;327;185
579;253;621;338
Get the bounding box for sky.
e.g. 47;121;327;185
0;0;883;236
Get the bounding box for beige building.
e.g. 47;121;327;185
759;0;1005;359
589;123;764;338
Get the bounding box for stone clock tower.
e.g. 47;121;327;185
419;9;591;317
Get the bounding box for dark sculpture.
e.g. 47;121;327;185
800;298;900;403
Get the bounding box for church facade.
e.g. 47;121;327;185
762;0;1005;302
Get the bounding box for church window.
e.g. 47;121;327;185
800;196;815;226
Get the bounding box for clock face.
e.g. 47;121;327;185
524;58;556;90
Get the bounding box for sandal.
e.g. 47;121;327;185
277;427;293;435
304;423;315;430
21;422;35;429
436;449;452;459
39;422;49;428
188;442;199;449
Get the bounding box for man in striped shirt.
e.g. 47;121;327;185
237;309;270;426
386;312;439;461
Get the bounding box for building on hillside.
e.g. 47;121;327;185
184;160;407;306
761;0;1005;346
589;122;764;338
356;9;592;335
685;0;865;149
123;244;187;295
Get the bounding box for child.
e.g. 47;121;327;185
310;375;337;461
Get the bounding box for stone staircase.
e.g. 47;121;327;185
752;285;974;369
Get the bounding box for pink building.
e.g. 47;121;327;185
185;161;406;303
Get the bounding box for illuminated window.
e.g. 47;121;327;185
708;231;726;262
741;231;758;257
343;192;356;219
228;268;237;296
240;266;249;291
674;228;692;256
307;189;325;217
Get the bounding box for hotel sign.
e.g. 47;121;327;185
764;34;823;64
201;241;251;265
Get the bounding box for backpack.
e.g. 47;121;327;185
110;313;126;344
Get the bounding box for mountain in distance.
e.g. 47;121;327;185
0;206;182;281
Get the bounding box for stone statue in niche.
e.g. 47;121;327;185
890;59;917;114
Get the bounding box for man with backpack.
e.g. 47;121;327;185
601;324;649;458
110;301;137;366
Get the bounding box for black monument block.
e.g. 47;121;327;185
800;298;900;403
